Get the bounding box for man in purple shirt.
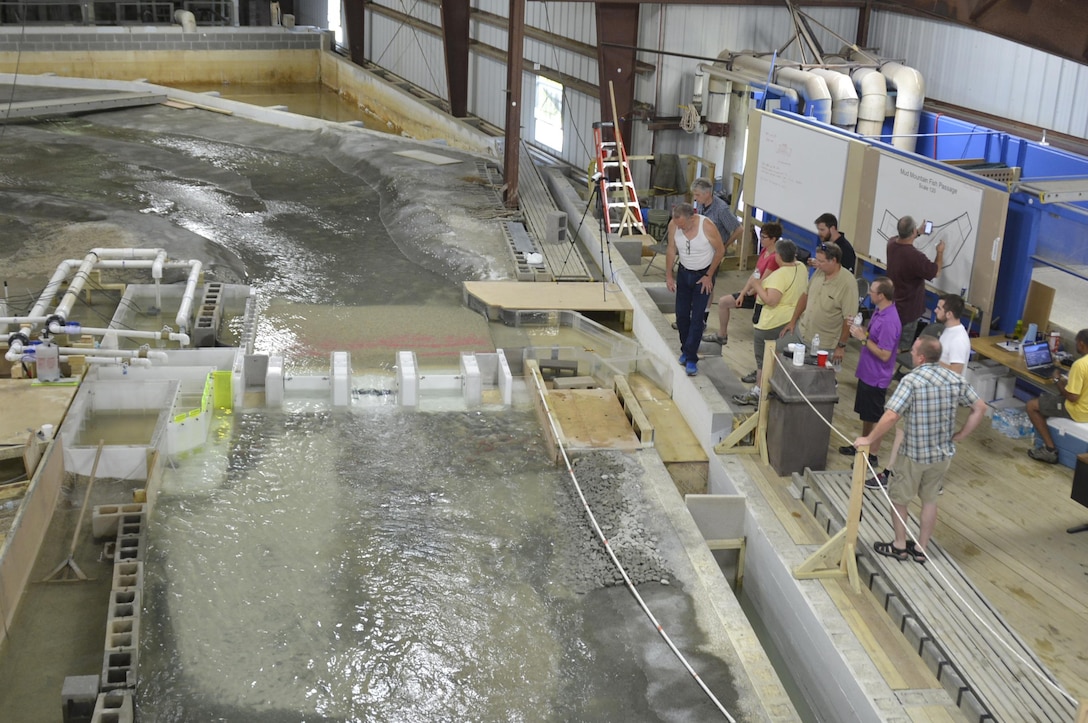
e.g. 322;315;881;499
839;277;902;474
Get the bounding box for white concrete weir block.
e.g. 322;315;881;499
265;354;284;407
461;352;482;406
397;351;418;407
330;351;352;407
497;349;513;406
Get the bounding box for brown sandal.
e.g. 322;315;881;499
873;540;909;561
905;541;928;564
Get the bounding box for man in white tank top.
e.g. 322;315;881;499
665;203;725;376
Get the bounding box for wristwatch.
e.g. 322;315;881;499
836;341;847;349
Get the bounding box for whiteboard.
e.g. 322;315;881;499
752;114;849;228
868;155;984;296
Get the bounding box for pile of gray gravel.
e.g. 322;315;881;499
555;451;672;592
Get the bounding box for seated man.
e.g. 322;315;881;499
1026;328;1088;463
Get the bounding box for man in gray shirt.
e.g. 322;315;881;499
691;178;743;257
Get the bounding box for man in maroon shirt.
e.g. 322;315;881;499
886;215;945;351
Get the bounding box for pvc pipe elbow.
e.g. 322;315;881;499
881;62;925;110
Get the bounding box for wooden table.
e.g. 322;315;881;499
970;335;1056;388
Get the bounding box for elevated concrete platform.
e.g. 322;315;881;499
795;468;1078;722
0;92;166;121
463;280;633;330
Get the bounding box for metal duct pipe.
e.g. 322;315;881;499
850;68;887;137
810;69;858;129
731;54;832;124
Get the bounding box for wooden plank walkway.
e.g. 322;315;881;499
796;468;1078;722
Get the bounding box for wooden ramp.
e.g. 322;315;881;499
796;468;1078;722
463;281;633;330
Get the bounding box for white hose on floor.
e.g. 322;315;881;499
530;375;737;721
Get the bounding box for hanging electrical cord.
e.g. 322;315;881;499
771;361;1080;708
531;376;738;721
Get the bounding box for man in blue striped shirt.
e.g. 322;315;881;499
855;336;988;563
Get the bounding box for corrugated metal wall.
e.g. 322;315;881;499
868;11;1088;142
358;3;1086;170
366;9;447;98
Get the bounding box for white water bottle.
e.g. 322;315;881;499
853;312;863;328
810;333;820;356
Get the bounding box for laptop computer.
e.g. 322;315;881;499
1023;341;1059;378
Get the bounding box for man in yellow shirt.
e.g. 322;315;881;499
1026;328;1088;463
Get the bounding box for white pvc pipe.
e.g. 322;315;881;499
62;258;192;271
851;67;888;137
90;248;166;260
55;251;104;321
697;63;801;111
880;61;925;152
82;356;154;367
174;9;197;32
54;346;168;361
48;321;190;347
810;69;858;129
732;55;832;124
175;260;203;332
6;248;197;358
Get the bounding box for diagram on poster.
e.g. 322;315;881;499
869;156;983;296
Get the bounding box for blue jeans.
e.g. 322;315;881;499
675;265;711;361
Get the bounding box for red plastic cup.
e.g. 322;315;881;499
817;350;829;367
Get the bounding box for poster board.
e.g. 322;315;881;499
854;147;1008;326
866;154;985;295
747;111;853;229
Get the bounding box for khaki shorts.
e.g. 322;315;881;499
890;455;951;506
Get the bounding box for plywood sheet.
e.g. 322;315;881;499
546;388;640;453
1023;280;1055;332
0;380;78;446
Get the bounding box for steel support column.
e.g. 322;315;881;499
343;0;367;67
441;0;471;118
595;3;639;146
502;0;526;207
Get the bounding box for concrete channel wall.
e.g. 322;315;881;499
0;27;328;84
549;174;912;722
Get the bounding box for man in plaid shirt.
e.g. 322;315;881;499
855;336;988;563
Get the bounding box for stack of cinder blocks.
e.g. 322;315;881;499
192;282;224;348
66;502;149;722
